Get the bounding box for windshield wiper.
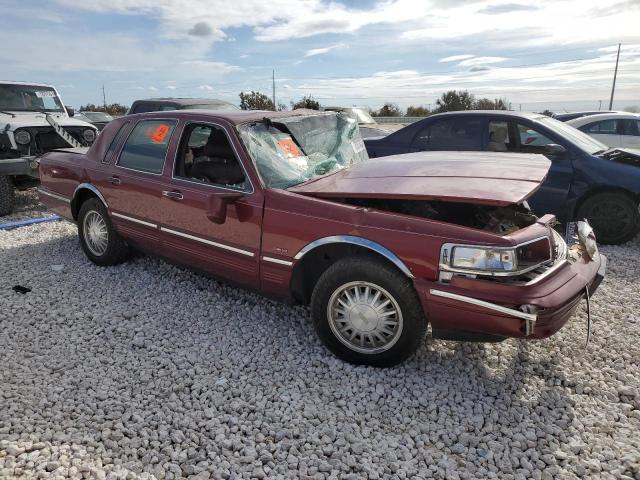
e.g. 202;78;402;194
0;110;16;118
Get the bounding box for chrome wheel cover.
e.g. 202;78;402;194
83;210;109;256
327;281;403;354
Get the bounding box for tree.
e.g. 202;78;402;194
291;95;320;110
406;105;431;117
538;109;554;117
473;98;508;110
624;105;639;113
79;103;128;116
435;90;475;113
372;103;402;117
239;91;274;111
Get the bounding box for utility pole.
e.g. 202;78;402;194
272;70;276;111
102;85;107;109
599;100;602;111
609;43;621;110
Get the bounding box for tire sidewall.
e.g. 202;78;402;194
311;257;426;367
78;198;128;265
578;193;640;244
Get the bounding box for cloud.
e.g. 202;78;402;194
477;3;538;15
304;43;344;58
188;22;213;37
199;85;214;91
440;54;475;63
458;56;508;67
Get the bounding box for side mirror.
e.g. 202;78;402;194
544;143;567;157
207;192;244;224
66;106;75;117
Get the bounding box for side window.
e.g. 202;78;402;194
515;123;553;152
580;119;617;134
132;103;158;114
488;121;511;151
118;120;176;174
412;118;482;150
620;119;640;136
102;122;130;163
174;124;246;190
159;105;178;111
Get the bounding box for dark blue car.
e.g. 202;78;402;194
365;111;640;244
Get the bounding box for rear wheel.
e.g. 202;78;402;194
0;176;16;217
576;193;639;244
78;198;129;266
311;257;426;367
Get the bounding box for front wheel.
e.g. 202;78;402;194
78;198;129;266
576;193;639;245
311;257;426;367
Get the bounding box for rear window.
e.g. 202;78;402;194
117;120;176;173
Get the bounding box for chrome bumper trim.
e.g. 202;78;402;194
262;256;293;266
161;227;255;257
429;289;538;332
37;188;70;203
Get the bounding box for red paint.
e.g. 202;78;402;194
38;110;603;341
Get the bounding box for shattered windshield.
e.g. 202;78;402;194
238;112;369;188
0;84;64;113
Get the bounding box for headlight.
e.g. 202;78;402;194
82;128;96;143
14;130;31;145
450;246;517;272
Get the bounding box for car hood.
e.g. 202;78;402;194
288;151;551;206
603;147;640;167
0;111;95;130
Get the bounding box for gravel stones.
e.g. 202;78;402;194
1;216;639;479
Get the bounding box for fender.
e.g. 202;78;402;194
71;182;108;216
293;235;415;278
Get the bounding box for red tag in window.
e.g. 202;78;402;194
150;124;170;144
277;138;302;158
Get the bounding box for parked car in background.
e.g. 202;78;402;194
127;98;238;115
322;106;391;138
0;80;97;216
37;109;604;366
553;111;618;122
567;113;640;149
78;111;113;131
365;111;640;244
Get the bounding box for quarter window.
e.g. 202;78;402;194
118;120;176;174
102;122;130;163
412;118;483;150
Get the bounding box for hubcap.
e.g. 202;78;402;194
327;281;403;354
83;210;109;256
587;199;634;239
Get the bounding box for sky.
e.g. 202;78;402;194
2;0;640;113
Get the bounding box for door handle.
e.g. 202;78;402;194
108;176;121;185
162;190;184;200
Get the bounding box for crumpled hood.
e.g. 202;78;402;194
1;111;95;130
288;151;551;206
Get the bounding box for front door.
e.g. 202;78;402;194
486;118;573;221
156;122;263;288
100;118;178;248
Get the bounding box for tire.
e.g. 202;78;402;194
0;176;16;217
576;193;640;245
78;198;129;266
311;256;426;367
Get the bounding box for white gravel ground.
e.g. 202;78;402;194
1;188;48;224
1;220;639;479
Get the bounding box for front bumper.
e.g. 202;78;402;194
0;156;40;177
415;252;606;339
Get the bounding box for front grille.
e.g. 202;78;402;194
28;126;86;154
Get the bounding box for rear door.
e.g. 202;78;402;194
155;121;263;289
620;119;640;148
99;118;178;248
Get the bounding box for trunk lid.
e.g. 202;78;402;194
288;151;551;206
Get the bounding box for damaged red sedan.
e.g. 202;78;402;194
38;109;605;366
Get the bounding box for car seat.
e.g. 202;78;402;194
488;126;508;151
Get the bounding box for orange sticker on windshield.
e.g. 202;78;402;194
277;138;302;158
149;124;170;144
